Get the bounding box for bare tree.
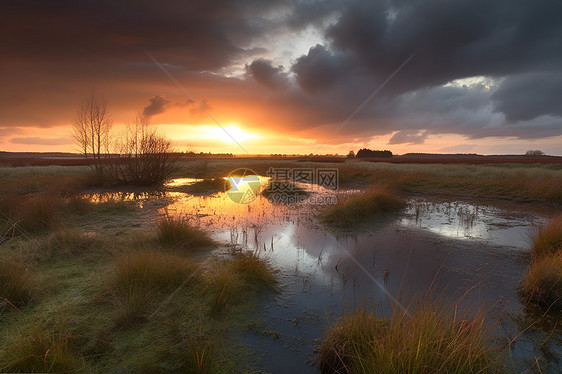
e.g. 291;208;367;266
112;113;179;185
73;90;112;180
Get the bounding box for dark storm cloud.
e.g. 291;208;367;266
286;0;562;140
492;71;562;122
246;59;288;90
319;0;562;93
142;95;170;118
1;0;279;70
1;0;562;145
291;45;347;93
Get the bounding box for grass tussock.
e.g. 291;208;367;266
262;181;310;203
184;178;226;194
530;215;562;261
0;260;37;309
157;214;215;250
521;255;562;308
321;185;405;228
0;173;91;238
13;195;64;234
521;214;562;308
39;229;106;260
1;327;78;373
108;251;197;326
206;251;277;314
230;251;278;289
318;304;502;374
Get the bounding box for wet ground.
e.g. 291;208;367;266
85;178;562;373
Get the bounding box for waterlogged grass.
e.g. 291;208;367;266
521;214;562;308
206;251;277;315
157;214;215;250
229;251;278;290
321;186;405;228
318;304;503;374
184;178;226;194
521;255;562;308
262;181;309;203
530;215;562;260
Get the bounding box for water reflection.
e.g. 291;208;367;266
83;190;167;203
224;174;266;204
400;200;547;249
163;177;202;187
84;182;559;372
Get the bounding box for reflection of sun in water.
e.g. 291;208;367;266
223;168;270;205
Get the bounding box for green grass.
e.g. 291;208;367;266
0;260;37;309
157;214;215;250
520;214;562;308
318;303;503;374
321;185;405;228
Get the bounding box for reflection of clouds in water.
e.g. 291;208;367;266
400;199;546;250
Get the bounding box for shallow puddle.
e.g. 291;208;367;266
86;180;561;372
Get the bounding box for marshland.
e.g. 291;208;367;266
1;158;561;373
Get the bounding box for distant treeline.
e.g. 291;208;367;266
356;148;393;158
183;151;234;158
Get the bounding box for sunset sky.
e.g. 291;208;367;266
1;0;561;155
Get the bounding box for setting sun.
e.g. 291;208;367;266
205;124;263;143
